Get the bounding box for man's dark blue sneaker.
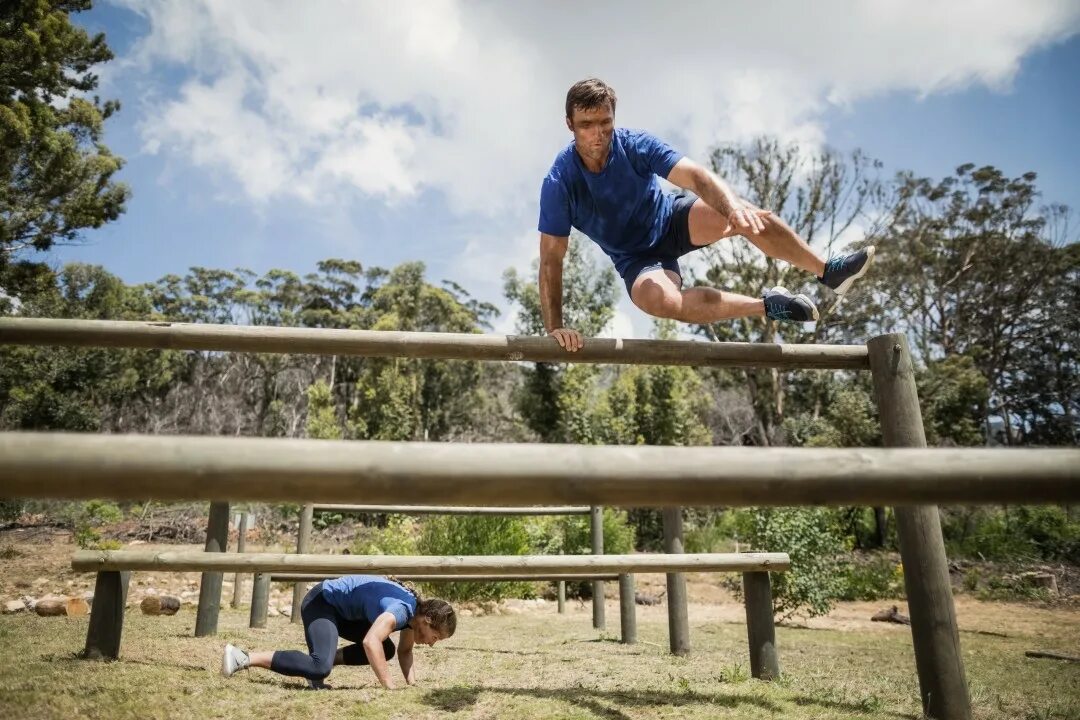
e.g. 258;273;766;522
820;246;875;297
762;286;819;322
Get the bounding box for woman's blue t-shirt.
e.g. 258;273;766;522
538;127;683;273
320;575;417;629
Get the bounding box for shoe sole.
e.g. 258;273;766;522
221;646;235;678
830;245;876;298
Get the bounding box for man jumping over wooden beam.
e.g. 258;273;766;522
538;78;874;352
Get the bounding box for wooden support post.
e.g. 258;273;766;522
249;572;270;629
869;333;971;720
291;503;314;623
557;580;565;614
619;573;636;644
82;571;129;660
230;511;249;609
663;507;690;656
590;505;605;629
742;572;779;680
194;501;229;637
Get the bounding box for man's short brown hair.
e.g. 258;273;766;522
565;78;617;121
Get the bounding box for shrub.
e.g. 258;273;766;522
417;515;533;602
735;508;848;621
69;500;123;549
835;554;905;601
349;515;418;556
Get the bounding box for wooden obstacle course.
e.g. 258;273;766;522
73;550;787;678
5;319;1075;719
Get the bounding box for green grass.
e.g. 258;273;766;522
0;603;1077;720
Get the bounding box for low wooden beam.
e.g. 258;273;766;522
269;573;621;583
3;433;1077;507
72;550;790;575
0;317;869;370
313;504;591;515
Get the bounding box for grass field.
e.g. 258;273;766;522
1;594;1078;720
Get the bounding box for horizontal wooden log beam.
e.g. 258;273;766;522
313;504;591;515
269;574;622;583
0;317;869;370
2;432;1078;507
72;551;791;574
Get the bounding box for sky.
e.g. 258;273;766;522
50;0;1080;339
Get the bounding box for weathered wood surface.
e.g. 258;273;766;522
314;504;591;515
0;317;869;370
3;433;1076;507
72;550;791;575
269;573;622;583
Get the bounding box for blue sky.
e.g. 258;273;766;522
50;1;1080;338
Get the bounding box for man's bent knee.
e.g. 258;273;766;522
632;286;681;319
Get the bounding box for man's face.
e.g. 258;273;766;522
566;103;614;164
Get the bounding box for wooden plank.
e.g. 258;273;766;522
314;504;591;515
743;572;780;680
0;317;870;370
591;506;605;630
194;501;229;637
663;508;690;656
72;550;791;574
619;573;637;645
291;503;313;623
269;573;622;583
3;433;1077;507
869;334;971;720
81;571;129;660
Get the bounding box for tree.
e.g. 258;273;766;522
859;165;1078;445
1;0;128;268
697;138;887;445
503;236;618;442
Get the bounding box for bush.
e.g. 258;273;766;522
349;515;418;556
734;508;848;621
417;515;533;602
835;554;905;601
69;500;123;549
684;512;738;553
941;505;1080;563
558;508;636;556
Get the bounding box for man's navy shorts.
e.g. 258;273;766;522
617;191;699;297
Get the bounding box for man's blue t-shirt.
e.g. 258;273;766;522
320;575;417;629
538;127;683;273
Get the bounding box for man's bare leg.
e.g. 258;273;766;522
631;270;765;324
687;199;826;277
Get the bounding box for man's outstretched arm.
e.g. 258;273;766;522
667;157;767;235
539;233;583;352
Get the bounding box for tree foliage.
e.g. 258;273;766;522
1;0;128;264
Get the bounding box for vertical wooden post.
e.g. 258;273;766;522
230;511;249;609
291;503;314;623
663;507;690;656
194;501;230;637
249;572;270;629
742;571;779;680
82;570;130;660
619;573;636;644
557;580;565;614
869;333;971;720
590;505;605;629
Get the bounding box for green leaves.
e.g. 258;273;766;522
1;1;128;261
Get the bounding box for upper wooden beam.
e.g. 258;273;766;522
0;317;869;370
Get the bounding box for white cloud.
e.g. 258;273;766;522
111;0;1080;212
99;1;1079;339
